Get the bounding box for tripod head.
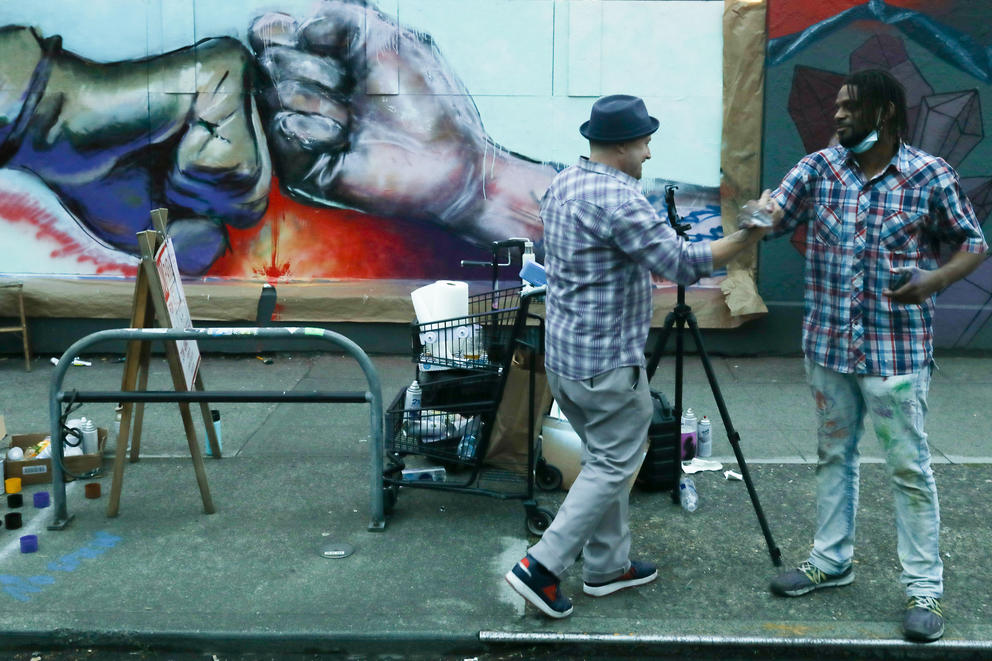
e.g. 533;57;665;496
664;185;692;238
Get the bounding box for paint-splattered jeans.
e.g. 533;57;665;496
804;358;942;598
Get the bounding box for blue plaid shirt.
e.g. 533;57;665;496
772;143;988;376
542;157;712;380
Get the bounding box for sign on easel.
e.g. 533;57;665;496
108;208;220;518
154;236;200;391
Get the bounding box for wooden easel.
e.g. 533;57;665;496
107;209;221;517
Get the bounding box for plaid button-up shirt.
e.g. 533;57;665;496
542;157;712;380
772;143;988;376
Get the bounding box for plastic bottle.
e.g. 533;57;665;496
206;409;222;457
520;239;536;288
680;407;698;460
457;433;478;460
679;475;698;512
697;416;712;458
113;405;132;453
65;417;83;448
404;380;422;421
79;417;99;455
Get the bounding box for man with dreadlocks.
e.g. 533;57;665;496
755;69;987;642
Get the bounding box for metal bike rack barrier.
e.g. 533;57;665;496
47;327;385;531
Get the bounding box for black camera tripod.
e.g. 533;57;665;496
646;185;782;567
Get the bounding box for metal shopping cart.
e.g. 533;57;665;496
382;241;559;535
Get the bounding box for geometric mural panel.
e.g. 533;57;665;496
934;258;992;347
789;66;846;153
962;177;992;228
850;34;933;136
912;90;984;168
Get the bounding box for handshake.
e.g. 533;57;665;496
737;190;782;230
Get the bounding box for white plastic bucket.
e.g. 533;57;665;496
541;402;646;491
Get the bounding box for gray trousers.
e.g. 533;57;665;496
529;365;653;583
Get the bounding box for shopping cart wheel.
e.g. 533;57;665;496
535;460;563;491
525;506;555;536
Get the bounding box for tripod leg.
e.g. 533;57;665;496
685;313;783;567
646;311;675;381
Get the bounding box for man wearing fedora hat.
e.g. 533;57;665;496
505;94;775;618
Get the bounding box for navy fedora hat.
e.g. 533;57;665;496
580;94;659;142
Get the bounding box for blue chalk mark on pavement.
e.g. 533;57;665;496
0;531;122;602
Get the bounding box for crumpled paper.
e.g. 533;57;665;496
681;457;723;474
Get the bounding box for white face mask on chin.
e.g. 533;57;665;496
849;108;883;154
849;129;879;154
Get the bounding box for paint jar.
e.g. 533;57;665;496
33;491;50;508
5;477;22;494
85;483;102;499
19;534;38;553
4;512;22;529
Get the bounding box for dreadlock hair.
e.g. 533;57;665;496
843;69;909;142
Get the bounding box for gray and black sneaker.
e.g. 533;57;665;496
903;596;944;642
769;560;854;597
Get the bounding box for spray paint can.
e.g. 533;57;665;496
113;405;123;438
680;408;698;460
404;380;422;421
79;417;99;455
697;416;712;458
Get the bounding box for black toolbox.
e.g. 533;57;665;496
636;389;688;500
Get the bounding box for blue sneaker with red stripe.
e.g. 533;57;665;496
504;554;573;618
583;560;658;597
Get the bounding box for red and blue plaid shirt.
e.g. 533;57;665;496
542;157;712;380
772;143;988;376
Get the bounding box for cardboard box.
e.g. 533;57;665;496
2;415;106;485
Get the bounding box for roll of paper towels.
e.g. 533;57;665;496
411;281;468;323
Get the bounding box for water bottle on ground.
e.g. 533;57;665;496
697;416;712;458
679;475;698;512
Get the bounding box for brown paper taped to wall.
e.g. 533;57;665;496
720;0;770;318
0;278;751;328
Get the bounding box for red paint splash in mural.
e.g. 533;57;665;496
208;178;490;282
0;189;138;277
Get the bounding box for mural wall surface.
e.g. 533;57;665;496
762;0;992;349
0;0;725;288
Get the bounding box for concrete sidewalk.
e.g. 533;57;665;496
0;350;990;659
